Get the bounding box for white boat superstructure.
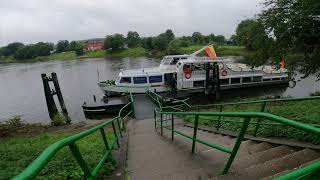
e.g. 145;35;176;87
98;46;288;96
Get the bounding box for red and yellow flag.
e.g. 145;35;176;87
204;46;217;59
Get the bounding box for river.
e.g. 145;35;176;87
0;57;319;124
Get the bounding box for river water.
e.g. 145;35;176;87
0;57;319;124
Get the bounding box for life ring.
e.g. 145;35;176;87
185;73;192;79
221;70;227;76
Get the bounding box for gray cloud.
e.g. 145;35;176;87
0;0;263;46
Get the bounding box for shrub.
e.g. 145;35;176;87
52;113;66;126
6;115;22;127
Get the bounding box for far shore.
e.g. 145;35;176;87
0;45;246;63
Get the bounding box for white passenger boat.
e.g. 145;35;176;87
98;45;288;96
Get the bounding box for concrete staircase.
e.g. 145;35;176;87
126;118;320;179
174;125;320;179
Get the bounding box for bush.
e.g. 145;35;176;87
6;115;22;127
52;113;66;126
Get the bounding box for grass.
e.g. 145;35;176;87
0;127;117;179
183;99;320;144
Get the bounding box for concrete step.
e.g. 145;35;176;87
248;142;275;154
241;149;320;178
264;157;320;179
231;145;296;171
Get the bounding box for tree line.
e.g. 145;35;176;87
0;31;229;60
104;30;229;54
0;40;84;60
232;0;320;78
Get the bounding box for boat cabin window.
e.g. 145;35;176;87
120;77;131;83
161;57;173;65
220;79;229;85
253;76;262;82
133;77;147;84
231;78;241;84
149;75;163;83
242;77;252;83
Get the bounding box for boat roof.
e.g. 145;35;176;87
120;67;175;77
163;54;189;58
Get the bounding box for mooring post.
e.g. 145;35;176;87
51;72;71;123
41;73;58;120
215;64;221;100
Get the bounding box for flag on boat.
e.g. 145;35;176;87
280;58;286;68
204;45;217;59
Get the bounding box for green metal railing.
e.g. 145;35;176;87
14;93;135;180
147;91;320;178
153;109;320;177
150;92;320;136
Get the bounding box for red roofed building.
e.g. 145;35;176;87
84;38;104;51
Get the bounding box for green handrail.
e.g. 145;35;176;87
14;93;134;180
275;161;320;180
154;109;320;175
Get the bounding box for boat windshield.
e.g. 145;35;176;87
161;57;173;65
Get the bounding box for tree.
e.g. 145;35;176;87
104;34;125;50
236;19;272;51
230;35;238;45
214;35;226;44
14;45;36;60
2;42;24;56
167;39;181;55
141;37;153;50
260;0;320;78
69;41;78;51
75;43;84;56
56;40;69;52
152;34;168;51
33;42;52;56
192;32;204;44
152;30;175;51
164;29;175;42
126;31;140;48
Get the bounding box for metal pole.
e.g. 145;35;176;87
111;122;120;148
171;114;174;141
217;105;223;130
192;115;199;153
253;102;267;136
160;114;163;135
222;117;250;174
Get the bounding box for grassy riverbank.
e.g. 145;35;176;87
183;97;320;144
0;45;246;63
0;122;116;179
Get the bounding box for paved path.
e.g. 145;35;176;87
133;94;157;120
126;118;217;180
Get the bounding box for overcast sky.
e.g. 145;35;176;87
0;0;264;46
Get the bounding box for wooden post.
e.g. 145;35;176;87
51;72;71;124
41;73;58;120
215;64;221;100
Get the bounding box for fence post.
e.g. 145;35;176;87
171;114;174;141
253;102;267;136
222;117;250;174
192;115;199;153
160;114;163;135
111;121;120;148
154;109;157;130
100;128;110;151
217;105;223;130
69;142;93;178
116;117;123;138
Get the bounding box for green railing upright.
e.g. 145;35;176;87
14;93;135;180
